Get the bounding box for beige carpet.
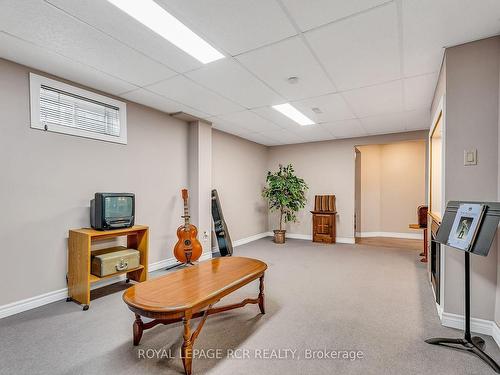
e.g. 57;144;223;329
0;238;498;375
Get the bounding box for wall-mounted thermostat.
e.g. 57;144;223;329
464;149;477;166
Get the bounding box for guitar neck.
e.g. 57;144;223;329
183;198;190;227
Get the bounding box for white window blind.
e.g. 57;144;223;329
40;85;120;137
30;73;127;144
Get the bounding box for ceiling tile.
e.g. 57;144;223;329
243;132;280;146
305;2;401;90
402;0;500;76
404;109;430;131
158;0;297;55
343;80;403;118
291;93;355;123
146;75;243;116
212;120;258;138
120;89;179;113
45;0;203;73
290;124;335;142
0;0;176;86
237;37;336;101
359;112;407;135
404;73;438;111
215;110;282;133
120;88;210;119
281;0;390;32
0;32;136;95
322;119;367;139
258;128;305;144
251;106;299;129
185;59;283;108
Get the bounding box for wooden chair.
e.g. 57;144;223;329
409;205;428;262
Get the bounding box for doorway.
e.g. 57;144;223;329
354;140;427;249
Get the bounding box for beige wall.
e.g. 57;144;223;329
439;37;500;321
380;141;426;233
267;131;428;240
357;141;426;235
357;145;382;233
211;130;269;241
0;58;190;306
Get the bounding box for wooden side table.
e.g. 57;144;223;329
311;211;337;243
67;225;149;310
311;194;337;244
409;205;428;263
409;224;428;262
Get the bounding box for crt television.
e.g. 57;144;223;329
90;193;135;230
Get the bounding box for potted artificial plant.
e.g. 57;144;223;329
262;164;308;244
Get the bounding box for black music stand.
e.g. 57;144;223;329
426;201;500;373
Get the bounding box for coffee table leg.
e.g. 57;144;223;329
259;274;265;314
133;314;144;346
182;313;193;375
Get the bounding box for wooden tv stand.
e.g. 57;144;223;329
67;225;149;310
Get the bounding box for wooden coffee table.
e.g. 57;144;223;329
123;256;267;375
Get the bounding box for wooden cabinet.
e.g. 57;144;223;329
311;195;337;244
67;225;149;310
312;212;336;243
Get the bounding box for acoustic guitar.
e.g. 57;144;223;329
173;189;202;264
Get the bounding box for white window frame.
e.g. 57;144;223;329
29;73;127;144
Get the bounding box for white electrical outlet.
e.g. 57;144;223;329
203;231;209;241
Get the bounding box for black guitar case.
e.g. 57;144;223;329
211;189;233;257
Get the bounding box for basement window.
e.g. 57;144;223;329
29;73;127;144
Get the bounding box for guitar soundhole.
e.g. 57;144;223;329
184;240;191;246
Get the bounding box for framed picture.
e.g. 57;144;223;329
447;203;486;251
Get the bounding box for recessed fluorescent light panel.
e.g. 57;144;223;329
272;103;315;126
107;0;224;64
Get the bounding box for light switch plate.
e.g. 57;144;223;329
464;149;477;166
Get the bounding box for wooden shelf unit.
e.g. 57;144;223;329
68;225;149;309
88;265;145;284
311;195;337;244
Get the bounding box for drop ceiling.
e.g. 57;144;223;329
1;0;500;145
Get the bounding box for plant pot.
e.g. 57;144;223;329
273;229;286;244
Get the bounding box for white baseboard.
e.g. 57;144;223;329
148;258;178;272
0;252;214;320
280;232;311;241
435;302;443;320
356;231;423;240
492;322;500;348
233;232;269;247
337;237;356;244
441;312;497;337
264;232;355;244
0;288;69;320
148;252;212;272
441;312;500;349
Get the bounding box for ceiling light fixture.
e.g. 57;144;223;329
107;0;224;64
272;103;315;126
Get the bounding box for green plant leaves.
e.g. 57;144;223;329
262;164;308;230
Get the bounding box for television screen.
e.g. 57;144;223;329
104;196;133;219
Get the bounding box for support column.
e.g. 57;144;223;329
187;118;212;256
